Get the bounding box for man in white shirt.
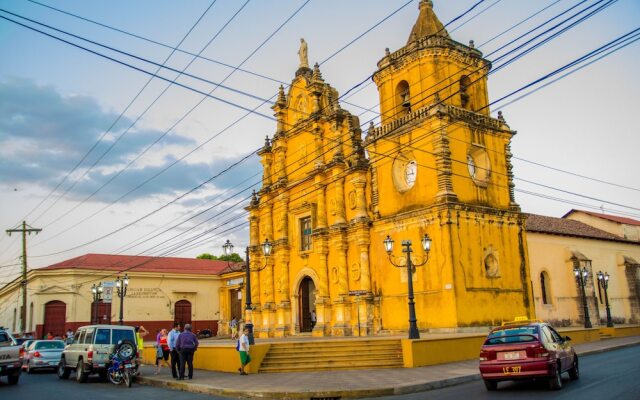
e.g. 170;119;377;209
237;327;251;375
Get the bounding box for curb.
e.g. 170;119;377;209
137;341;640;399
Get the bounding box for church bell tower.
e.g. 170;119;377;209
366;0;534;329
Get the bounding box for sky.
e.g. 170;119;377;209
0;0;639;283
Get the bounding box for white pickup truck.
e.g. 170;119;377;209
0;329;22;385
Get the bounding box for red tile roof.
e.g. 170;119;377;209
40;254;240;276
525;214;632;242
562;209;640;227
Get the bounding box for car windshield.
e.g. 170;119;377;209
485;326;539;345
35;341;65;350
111;329;135;344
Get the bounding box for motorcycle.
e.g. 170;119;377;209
107;339;137;388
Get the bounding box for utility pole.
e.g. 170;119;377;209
6;221;42;335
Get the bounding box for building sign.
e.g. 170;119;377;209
102;281;114;304
226;277;244;286
348;290;368;296
126;288;162;299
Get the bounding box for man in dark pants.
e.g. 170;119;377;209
175;323;199;380
167;322;181;379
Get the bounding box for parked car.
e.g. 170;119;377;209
22;340;35;352
58;324;137;383
22;340;65;373
479;318;579;391
0;328;22;385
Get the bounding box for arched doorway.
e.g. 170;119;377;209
298;277;316;333
43;300;66;338
174;300;192;326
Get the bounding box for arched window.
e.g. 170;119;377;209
395;80;411;117
540;271;552;304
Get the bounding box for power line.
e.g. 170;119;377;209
8;1;221;225
17;0;636;260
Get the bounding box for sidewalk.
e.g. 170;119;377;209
137;335;640;399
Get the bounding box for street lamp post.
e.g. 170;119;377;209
572;261;592;329
91;282;103;324
115;274;129;326
597;271;613;327
383;234;432;339
223;239;272;345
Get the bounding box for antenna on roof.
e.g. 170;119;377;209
600;204;605;214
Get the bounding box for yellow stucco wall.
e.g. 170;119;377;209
141;343;270;374
0;268;223;336
528;231;640;326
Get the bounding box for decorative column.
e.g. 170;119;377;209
272;85;287;135
351;173;368;220
331;230;350;336
258;137;273;188
275;248;291;337
274;143;288;184
433;121;457;202
245;193;260;325
505;142;520;211
261;202;275;337
333;174;347;225
313;237;330;336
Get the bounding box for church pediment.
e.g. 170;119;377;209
34;285;76;295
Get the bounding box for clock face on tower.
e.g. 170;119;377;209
405;160;417;187
392;152;417;192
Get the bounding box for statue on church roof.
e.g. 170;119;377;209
298;38;309;69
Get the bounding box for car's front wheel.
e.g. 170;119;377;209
484;379;498;391
549;362;563;390
58;358;70;379
568;356;579;380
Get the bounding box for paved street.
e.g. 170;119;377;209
364;345;640;400
2;342;639;400
0;370;231;400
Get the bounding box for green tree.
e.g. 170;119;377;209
196;253;244;262
218;253;244;262
196;253;218;260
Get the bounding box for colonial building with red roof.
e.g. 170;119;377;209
526;213;640;327
0;253;243;339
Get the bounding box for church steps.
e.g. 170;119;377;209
258;339;403;373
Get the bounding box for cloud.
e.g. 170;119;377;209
0;78;261;202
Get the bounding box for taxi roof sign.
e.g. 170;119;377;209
501;317;543;326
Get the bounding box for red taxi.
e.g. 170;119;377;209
479;319;579;391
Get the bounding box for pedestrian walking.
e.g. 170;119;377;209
310;310;317;330
237;327;251;375
167;322;181;379
176;323;199;380
230;316;238;340
155;328;170;374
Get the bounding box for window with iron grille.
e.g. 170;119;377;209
300;216;312;251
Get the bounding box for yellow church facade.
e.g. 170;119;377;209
240;1;535;338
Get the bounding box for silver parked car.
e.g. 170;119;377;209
23;340;66;373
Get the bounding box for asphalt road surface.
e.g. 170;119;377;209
2;345;638;400
0;369;232;400
365;345;640;400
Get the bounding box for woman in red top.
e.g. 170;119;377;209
155;328;170;374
